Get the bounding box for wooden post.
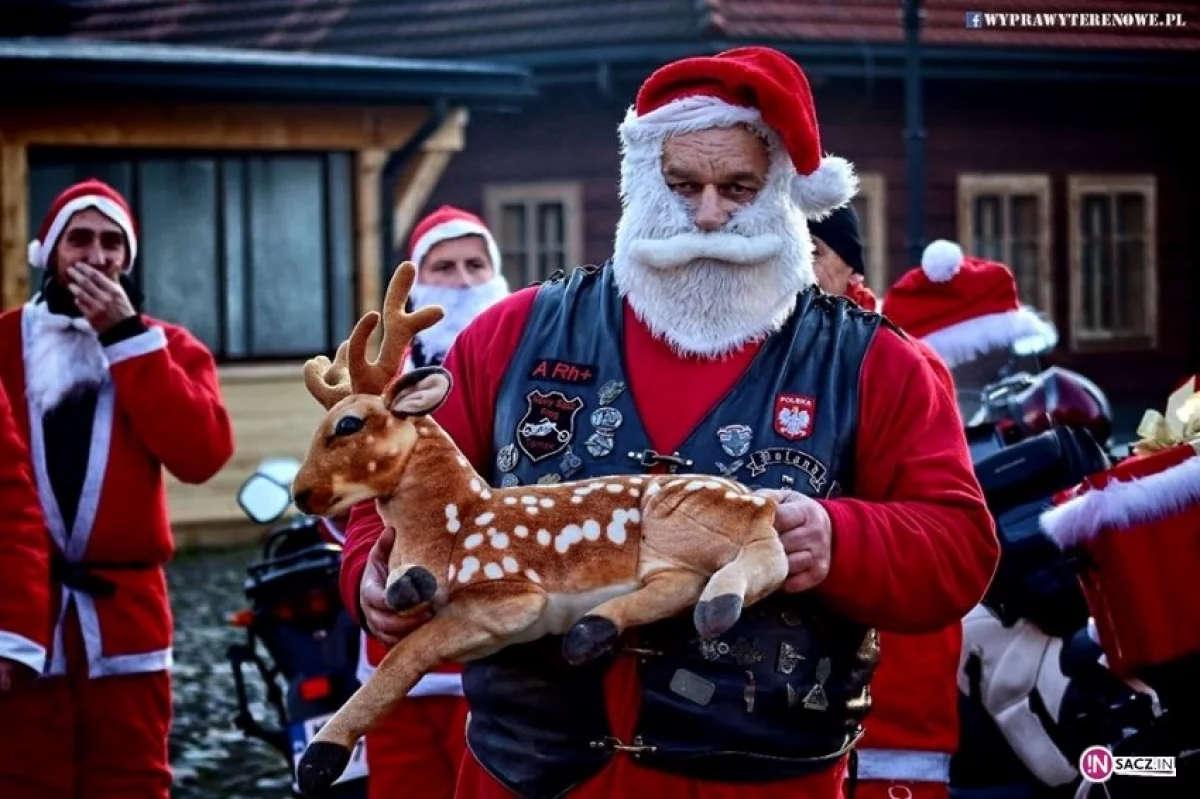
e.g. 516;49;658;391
0;141;29;310
391;107;469;259
356;148;388;317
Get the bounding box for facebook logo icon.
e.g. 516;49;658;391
965;11;983;28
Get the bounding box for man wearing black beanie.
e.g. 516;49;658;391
809;203;866;296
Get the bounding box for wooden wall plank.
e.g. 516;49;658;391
0;142;29;309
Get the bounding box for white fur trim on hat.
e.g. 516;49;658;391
1039;444;1200;550
619;96;856;220
28;195;138;273
411;219;502;274
921;306;1058;369
922;239;964;283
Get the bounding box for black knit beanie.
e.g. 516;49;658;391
809;204;864;275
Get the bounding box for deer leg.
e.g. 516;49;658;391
563;566;706;666
385;564;439;612
298;587;548;797
694;526;789;639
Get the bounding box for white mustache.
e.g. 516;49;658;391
628;231;784;270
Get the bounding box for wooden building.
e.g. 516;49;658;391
0;34;532;540
60;0;1200;415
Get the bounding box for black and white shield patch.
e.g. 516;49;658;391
516;390;585;463
717;424;753;458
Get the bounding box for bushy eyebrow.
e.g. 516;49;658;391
662;166;763;185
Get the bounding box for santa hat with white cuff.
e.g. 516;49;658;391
408;205;502;276
28;178;138;273
618;46;858;221
881;239;1058;369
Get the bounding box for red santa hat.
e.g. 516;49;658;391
28;178;138;273
408;205;501;273
618;46;857;220
881;239;1057;368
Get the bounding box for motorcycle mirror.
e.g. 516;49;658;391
237;473;293;525
253;457;302;486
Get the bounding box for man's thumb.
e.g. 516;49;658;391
372;525;396;559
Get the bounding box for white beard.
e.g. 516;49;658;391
24;301;109;418
612;141;816;359
408;274;510;363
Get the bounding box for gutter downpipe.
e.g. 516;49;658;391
902;0;926;267
379;98;450;293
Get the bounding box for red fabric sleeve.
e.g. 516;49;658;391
816;327;998;633
104;322;234;484
338;287;540;622
0;382;51;669
914;338;956;401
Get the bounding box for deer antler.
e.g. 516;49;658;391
301;262;446;409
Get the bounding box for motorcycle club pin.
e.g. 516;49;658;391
496;443;521;488
715;424;752;475
585;380;626;458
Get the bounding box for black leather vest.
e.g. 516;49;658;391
464;265;884;798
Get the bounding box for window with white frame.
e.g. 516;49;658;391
957;174;1052;314
483;182;584;287
849;172;887;294
1067;175;1157;349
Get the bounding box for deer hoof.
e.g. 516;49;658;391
563;615;619;665
386;566;438;611
297;741;351;797
694;594;744;639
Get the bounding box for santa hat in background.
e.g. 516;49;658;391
28;178;138;273
408;205;502;273
882;239;1058;368
619;46;857;220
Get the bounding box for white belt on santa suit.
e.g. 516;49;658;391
356;630;464;697
851;748;952;783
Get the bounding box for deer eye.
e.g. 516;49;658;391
334;416;365;437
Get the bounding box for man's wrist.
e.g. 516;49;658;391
98;314;147;346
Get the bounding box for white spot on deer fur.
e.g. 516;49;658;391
606;484;624;494
589;481;605;490
445;504;461;533
464;533;484;550
481;489;492;500
484;562;504;580
630;477;644;485
521;496;537;505
448;564;457;582
750;496;767;507
525;506;539;515
470;479;482;493
667;478;687;489
571;496;583;504
539;497;554;508
476;512;495;525
491;532;510;549
458;557;480;583
504;496;518;505
607;508;639;544
630;488;640;497
514;525;529;538
536;529;552;546
502;556;519;574
456;455;469;467
367;461;378;473
525;568;542;584
646;482;662;496
555;520;602;554
725;491;740;500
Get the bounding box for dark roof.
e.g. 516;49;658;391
60;0;1200;59
0;37;534;104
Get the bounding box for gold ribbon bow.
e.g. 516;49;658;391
1133;376;1200;455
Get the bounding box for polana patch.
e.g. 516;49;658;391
516;390;585;463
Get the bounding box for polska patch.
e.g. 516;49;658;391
774;393;816;441
746;448;829;493
516;390;585;463
528;358;597;385
716;424;753;458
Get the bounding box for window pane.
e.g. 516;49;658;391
246;156;329;356
972;195;1004;261
499;203;528;284
1008;195;1040;308
1115;193;1146;236
135;158;221;351
1115;239;1147;334
537;202;565;250
1080;195;1112;331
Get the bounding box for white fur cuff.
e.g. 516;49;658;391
104;326;167;366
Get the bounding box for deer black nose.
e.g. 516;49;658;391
293;489;314;514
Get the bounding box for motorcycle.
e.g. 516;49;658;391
227;458;369;798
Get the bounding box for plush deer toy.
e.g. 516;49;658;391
290;263;789;796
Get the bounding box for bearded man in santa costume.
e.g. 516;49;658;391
0;179;234;798
0;381;51;697
349;204;507;799
810;205;961;799
338;46;998;799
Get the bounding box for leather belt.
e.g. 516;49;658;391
51;552;157;598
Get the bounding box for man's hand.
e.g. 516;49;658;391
757;489;833;593
360;525;431;645
66;263;136;335
0;658;36;693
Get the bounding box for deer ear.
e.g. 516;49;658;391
386;366;453;418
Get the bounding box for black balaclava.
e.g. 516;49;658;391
809;204;865;275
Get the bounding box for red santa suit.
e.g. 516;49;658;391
0;381;51;681
357;205;507;799
0;180;234;798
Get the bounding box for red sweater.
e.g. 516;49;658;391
0;381;51;675
341;286;998;799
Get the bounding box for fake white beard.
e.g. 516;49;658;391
612;143;816;359
408;274;510;362
24;301;109;417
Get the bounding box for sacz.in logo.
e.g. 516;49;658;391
1079;745;1177;782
